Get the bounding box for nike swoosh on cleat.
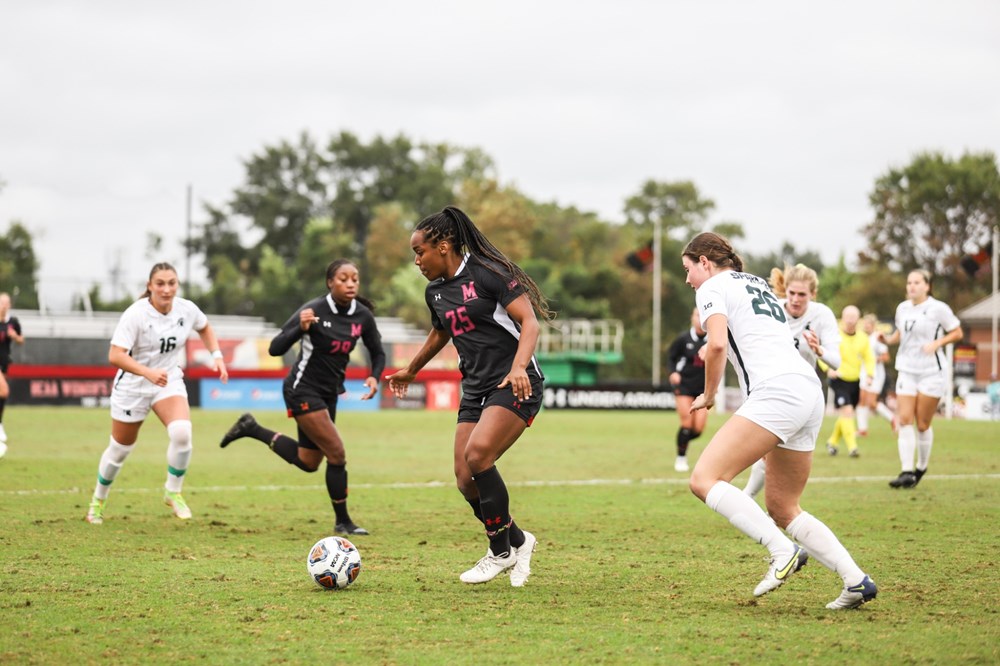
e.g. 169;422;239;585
848;584;867;592
775;548;803;580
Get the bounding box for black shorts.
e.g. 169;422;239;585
458;377;544;426
830;378;861;409
283;386;337;450
674;380;705;398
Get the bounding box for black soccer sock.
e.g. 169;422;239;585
466;497;485;523
465;497;525;546
326;463;352;525
472;465;513;558
0;397;6;422
268;434;315;472
677;427;694;456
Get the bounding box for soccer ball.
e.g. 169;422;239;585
307;536;362;590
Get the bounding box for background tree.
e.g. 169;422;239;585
862;150;1000;309
0;221;40;309
743;241;825;281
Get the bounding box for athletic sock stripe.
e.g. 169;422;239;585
167;465;187;477
97;474;113;486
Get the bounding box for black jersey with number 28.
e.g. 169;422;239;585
269;294;386;397
425;256;544;397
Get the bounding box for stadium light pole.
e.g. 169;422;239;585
652;216;662;386
185;184;192;296
992;224;998;378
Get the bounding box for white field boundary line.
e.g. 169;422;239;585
4;473;999;497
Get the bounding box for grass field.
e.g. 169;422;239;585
1;406;998;664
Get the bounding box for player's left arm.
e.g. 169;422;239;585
359;314;386;400
9;318;24;344
923;324;963;355
196;323;228;384
498;294;539;402
691;312;727;412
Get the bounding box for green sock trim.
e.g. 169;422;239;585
98;474;113;486
167;465;187;477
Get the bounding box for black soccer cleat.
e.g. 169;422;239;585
335;522;370;536
913;468;927;486
220;413;257;448
888;471;917;489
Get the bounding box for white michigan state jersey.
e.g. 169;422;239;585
894;296;961;374
110;297;208;395
696;271;815;396
782;299;841;370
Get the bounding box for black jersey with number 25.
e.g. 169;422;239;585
425;256;544;397
269;294;386;397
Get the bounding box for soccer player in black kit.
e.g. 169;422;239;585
666;307;707;473
220;259;385;536
0;292;24;457
387;206;552;587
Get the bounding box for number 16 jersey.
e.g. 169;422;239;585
110;297;208;396
695;270;815;396
425;255;544;397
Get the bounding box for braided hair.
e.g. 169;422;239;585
326;259;377;313
415;206;553;321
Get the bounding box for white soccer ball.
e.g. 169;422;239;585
307;536;361;590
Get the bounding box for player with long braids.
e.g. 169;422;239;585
683;232;876;609
219;259;385;536
387;206;551;587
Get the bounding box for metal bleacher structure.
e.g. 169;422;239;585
12;309;429;367
13;308;621;385
536;318;624;384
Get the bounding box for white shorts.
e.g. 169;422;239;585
110;376;188;423
735;373;824;452
896;370;946;399
860;365;886;395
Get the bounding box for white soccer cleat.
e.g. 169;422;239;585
826;575;878;609
510;531;536;587
753;545;808;597
674;456;689;473
164;490;192;520
459;549;516;584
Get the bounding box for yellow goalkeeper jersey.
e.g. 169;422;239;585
836;329;876;382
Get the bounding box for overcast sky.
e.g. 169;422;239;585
2;1;998;309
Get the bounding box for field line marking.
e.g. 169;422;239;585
4;473;999;496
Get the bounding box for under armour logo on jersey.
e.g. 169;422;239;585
322;320;331;328
462;282;478;302
434;294;442;301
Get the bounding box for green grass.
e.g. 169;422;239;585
1;407;998;664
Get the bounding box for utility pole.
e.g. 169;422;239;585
185;184;192;295
652;216;662;386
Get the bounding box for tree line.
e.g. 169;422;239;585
2;138;998;379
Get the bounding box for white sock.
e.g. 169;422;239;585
743;458;767;499
916;427;933;471
876;402;895;421
785;511;865;587
897;424;916;472
856;406;870;432
705;481;793;560
165;420;193;493
94;437;133;500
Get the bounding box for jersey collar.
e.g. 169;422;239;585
453;253;471;278
327;294;356;315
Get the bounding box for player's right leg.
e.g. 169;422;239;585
87;416;143;524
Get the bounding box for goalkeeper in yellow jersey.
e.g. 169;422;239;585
821;305;875;457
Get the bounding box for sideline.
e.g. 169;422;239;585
4;473;999;496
